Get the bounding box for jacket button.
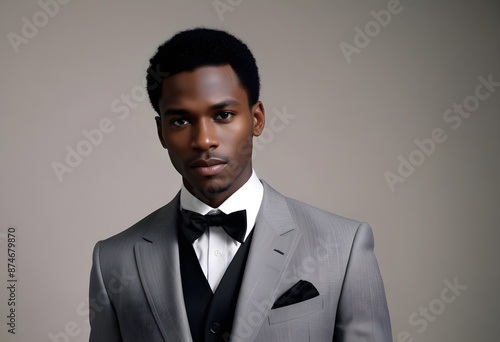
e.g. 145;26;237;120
210;322;221;334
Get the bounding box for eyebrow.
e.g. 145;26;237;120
211;99;240;110
162;99;241;117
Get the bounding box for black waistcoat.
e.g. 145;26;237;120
178;220;254;342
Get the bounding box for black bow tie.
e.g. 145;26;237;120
180;209;247;243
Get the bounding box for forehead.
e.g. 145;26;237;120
158;65;248;110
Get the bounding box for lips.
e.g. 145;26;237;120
190;158;227;176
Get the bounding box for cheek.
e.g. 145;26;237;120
227;117;253;141
165;141;183;158
163;139;184;164
166;145;185;172
228;131;253;160
163;130;185;151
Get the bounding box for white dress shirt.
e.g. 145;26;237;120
180;170;263;292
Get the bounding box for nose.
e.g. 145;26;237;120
191;118;219;151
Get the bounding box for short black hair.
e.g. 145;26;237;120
146;27;260;115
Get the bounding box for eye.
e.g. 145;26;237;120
171;119;189;127
214;111;234;121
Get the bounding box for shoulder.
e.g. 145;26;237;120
95;193;180;253
285;195;360;228
262;180;366;240
286;195;368;242
102;206;163;243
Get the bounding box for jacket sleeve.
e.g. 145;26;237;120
89;241;123;342
333;223;392;342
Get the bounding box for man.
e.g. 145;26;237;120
89;28;392;341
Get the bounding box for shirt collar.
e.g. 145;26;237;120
180;170;263;237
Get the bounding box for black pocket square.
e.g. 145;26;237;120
272;280;319;309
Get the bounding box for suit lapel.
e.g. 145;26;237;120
232;181;302;341
134;194;192;342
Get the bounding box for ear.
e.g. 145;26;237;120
155;116;168;149
251;101;265;136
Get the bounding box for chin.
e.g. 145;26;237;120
197;179;233;198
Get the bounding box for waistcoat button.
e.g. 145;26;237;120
210;322;221;334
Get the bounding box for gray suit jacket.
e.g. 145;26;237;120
89;181;392;341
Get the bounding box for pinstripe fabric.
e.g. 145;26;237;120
89;181;392;342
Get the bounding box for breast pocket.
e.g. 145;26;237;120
268;295;324;325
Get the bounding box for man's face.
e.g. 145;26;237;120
156;65;265;207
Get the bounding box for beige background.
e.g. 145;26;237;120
1;0;499;341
